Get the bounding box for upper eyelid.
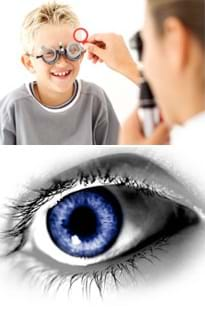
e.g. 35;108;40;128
4;153;196;213
28;153;193;207
0;154;169;225
47;153;168;186
13;153;156;204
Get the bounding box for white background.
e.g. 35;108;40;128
0;0;146;123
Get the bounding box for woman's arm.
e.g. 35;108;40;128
85;33;141;85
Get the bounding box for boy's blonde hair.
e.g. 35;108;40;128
21;2;80;54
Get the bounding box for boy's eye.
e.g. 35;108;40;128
43;49;56;61
39;46;56;62
67;42;83;59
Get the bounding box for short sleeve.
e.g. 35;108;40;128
93;90;120;145
0;99;16;145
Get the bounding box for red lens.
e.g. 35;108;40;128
73;28;89;44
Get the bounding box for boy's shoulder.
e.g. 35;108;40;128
0;84;30;109
80;80;107;99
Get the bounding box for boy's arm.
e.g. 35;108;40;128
94;92;120;145
0;106;16;145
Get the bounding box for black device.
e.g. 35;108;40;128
130;31;160;137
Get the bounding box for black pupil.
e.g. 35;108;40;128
68;207;97;238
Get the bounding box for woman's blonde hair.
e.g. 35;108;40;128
21;1;80;53
147;0;205;47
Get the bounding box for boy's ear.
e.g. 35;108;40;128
21;54;36;73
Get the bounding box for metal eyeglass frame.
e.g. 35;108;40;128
32;42;85;64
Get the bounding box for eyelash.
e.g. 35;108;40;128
16;237;168;299
1;169;171;298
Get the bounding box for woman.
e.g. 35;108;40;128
85;0;205;145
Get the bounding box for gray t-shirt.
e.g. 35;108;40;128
0;80;119;145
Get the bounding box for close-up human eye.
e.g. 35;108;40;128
0;152;203;301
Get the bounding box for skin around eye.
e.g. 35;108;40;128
0;151;203;300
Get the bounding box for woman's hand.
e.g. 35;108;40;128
119;109;170;145
85;33;141;84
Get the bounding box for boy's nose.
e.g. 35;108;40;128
56;54;70;65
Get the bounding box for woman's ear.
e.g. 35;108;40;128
163;17;189;72
21;54;36;73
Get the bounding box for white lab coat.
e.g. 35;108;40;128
171;111;205;145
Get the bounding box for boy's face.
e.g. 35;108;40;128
22;23;83;94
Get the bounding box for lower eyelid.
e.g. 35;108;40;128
5;219;200;298
1;224;200;298
5;236;168;295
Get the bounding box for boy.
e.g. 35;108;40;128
0;2;119;145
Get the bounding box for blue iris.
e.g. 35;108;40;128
47;187;123;258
